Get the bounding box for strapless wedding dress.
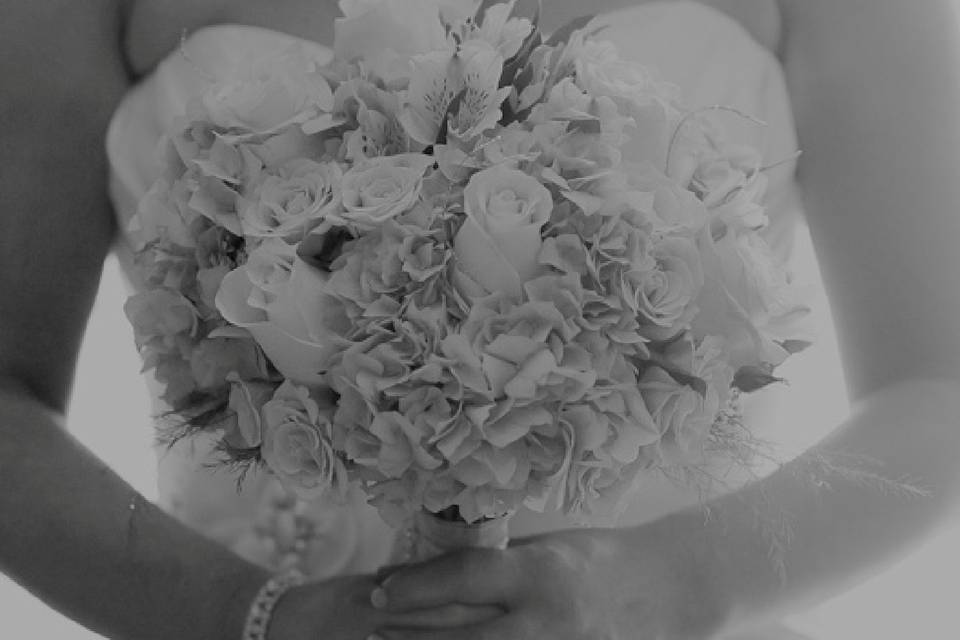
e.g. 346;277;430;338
107;4;831;635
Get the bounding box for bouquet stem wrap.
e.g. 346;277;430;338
390;509;512;564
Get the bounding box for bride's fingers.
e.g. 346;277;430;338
372;616;522;640
372;548;520;612
383;603;505;629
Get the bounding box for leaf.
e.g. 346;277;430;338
513;56;536;88
778;339;813;355
436;88;467;146
566;118;602;135
297;227;353;272
545;13;597;48
499;30;542;124
501;29;542;83
474;0;539;27
733;365;785;393
667;369;709;398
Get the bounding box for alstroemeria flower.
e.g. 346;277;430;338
335;0;450;82
453;164;553;299
183;138;263;236
400;39;512;145
469;0;534;59
335;79;410;161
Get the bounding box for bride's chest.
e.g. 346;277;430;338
123;0;781;78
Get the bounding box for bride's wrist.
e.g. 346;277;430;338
659;499;790;636
215;562;273;640
241;568;305;640
643;509;740;638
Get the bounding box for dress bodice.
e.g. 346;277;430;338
106;0;806;578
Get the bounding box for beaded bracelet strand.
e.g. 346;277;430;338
241;569;305;640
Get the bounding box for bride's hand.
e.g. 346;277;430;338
266;573;504;640
365;519;730;640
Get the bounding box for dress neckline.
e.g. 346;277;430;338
139;1;768;86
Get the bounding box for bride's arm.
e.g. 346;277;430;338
366;2;960;638
0;5;454;640
703;0;960;625
0;4;272;638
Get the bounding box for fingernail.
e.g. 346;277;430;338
370;587;389;609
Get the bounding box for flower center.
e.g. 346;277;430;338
489;190;525;217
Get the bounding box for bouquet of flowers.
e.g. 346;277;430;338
124;0;810;560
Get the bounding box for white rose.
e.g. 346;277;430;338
473;1;533;59
568;37;674;167
636;236;704;340
216;247;344;385
572;39;661;106
240;160;342;242
692;229;810;369
453;165;553;299
339;154;433;227
335;0;449;81
261;381;348;499
202;45;334;134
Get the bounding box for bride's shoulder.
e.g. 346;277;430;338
684;0;782;53
535;1;781;55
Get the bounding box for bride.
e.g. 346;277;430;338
3;1;960;638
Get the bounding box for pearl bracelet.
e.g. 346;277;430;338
241;569;305;640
